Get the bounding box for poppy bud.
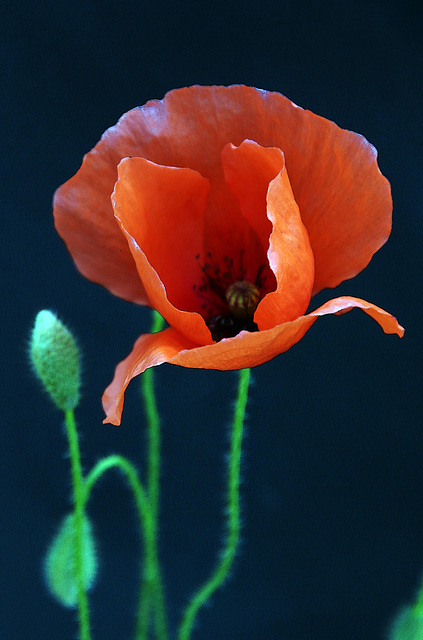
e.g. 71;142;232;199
44;512;98;608
30;310;81;412
388;605;423;639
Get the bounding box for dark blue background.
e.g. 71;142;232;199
1;0;422;638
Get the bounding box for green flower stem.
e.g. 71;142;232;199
64;409;92;640
83;455;168;640
137;310;166;639
177;368;251;640
143;310;166;529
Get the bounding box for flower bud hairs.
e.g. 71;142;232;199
31;86;406;640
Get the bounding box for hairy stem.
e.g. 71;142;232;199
143;310;166;528
177;368;251;640
64;409;92;640
83;455;168;640
137;311;167;640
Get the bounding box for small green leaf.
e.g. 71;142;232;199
44;512;97;608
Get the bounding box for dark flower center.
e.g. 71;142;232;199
193;252;269;342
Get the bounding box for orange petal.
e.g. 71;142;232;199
112;157;212;345
103;296;404;425
170;296;404;370
53;146;150;305
221;140;282;253
258;165;315;327
221;139;315;329
290;130;392;295
102;328;199;425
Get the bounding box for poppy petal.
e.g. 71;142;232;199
291;131;392;295
258;166;315;327
169;296;404;370
103;296;404;425
53;147;150;305
102;327;199;425
112;157;213;345
221;139;315;329
221;140;282;252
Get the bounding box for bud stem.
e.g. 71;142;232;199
64;409;92;640
83;454;168;640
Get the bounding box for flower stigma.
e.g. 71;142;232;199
225;281;260;319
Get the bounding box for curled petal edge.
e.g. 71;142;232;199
103;296;404;425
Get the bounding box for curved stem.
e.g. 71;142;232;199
177;368;251;640
83;455;146;505
83;455;168;640
64;409;92;640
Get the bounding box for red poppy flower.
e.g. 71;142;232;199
53;85;404;425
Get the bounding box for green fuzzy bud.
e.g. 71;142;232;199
389;606;423;639
30;310;80;411
44;512;98;608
